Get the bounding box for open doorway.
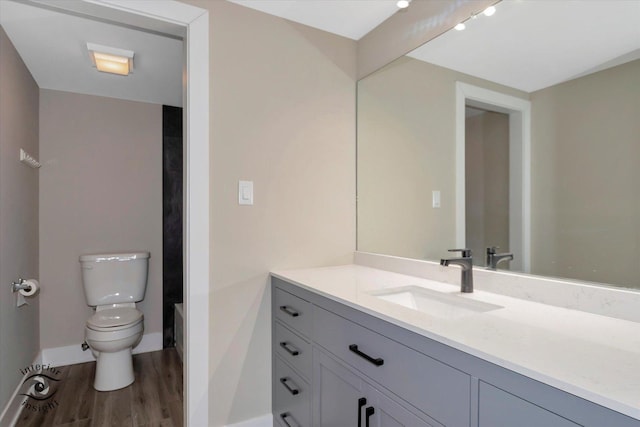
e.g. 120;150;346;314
465;106;510;267
43;3;209;424
455;82;531;272
0;1;209;426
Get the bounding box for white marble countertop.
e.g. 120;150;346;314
271;264;640;420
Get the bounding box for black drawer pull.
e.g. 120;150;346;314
280;305;300;317
280;412;299;427
365;406;375;427
279;377;300;396
349;344;384;366
357;397;367;427
279;341;300;356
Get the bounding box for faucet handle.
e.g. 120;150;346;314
448;248;472;257
486;246;500;254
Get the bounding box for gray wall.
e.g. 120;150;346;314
38;89;162;350
185;1;357;425
0;26;40;412
530;59;640;288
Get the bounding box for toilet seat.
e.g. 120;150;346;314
87;307;143;332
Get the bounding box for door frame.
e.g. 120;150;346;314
455;82;531;272
78;1;210;425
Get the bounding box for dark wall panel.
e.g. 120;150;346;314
163;105;183;348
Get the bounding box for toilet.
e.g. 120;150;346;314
79;252;150;391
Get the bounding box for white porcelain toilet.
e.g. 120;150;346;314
79;252;150;391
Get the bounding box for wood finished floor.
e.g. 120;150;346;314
15;349;183;427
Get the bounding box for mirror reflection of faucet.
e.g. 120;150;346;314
440;249;473;293
486;246;513;270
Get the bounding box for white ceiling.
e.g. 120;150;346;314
0;0;183;107
4;0;634;105
226;0;401;40
0;0;399;108
408;1;640;93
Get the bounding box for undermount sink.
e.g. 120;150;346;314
369;285;503;320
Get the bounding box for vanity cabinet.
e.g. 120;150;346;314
273;279;463;427
272;276;640;427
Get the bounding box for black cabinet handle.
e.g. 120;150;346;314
279;377;300;396
280;412;299;427
280;305;300;317
349;344;384;366
365;406;375;427
357;397;367;427
279;341;300;356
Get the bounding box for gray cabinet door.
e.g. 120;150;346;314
313;348;367;427
370;387;439;427
313;349;438;427
479;381;581;427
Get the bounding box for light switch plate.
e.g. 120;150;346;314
239;180;253;205
432;190;441;208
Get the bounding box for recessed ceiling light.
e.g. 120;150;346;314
87;43;134;76
455;23;466;31
397;0;410;9
484;6;496;17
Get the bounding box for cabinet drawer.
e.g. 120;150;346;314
314;306;471;427
274;288;312;338
274;356;311;427
479;382;581;427
274;321;312;380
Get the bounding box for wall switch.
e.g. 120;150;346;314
432;190;441;208
238;180;253;205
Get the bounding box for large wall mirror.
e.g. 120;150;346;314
357;0;640;290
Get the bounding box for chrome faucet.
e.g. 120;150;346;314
486;246;514;270
440;249;473;293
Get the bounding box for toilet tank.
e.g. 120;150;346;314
79;252;150;306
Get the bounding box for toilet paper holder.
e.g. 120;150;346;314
11;278;32;293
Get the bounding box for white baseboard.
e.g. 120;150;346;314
0;351;42;427
41;332;163;367
226;414;273;427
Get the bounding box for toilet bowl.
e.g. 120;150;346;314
79;252;150;391
85;306;144;391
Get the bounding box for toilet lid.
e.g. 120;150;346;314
87;307;143;329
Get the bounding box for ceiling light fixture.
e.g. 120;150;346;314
454;4;496;33
87;43;134;76
483;5;496;17
397;0;410;9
